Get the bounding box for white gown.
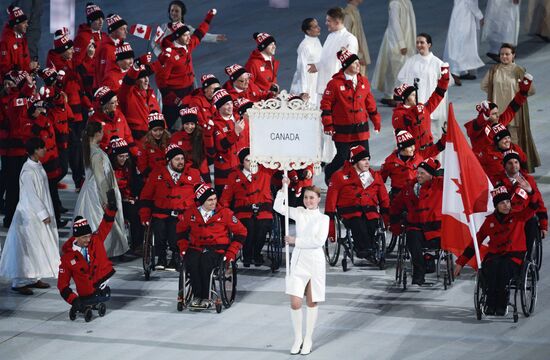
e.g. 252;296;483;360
444;0;485;73
0;158;59;280
482;0;520;46
274;191;329;303
372;0;417;98
290;35;322;105
74;144;128;257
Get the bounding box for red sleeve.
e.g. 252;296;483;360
214;124;239;152
225;209;247;255
136;142;149;175
424;75;449;115
320;81;336;132
498;91;527;127
457;221;489;267
219;176;235;208
364;87;381;131
119;113;137;156
376;173;390;225
418;134;446;158
139;170;157;222
57;256;78;304
176;210;191;253
188;20;211;52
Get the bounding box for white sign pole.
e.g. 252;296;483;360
283;169;290;277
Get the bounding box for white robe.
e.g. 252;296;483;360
444;0;485;73
0;158;59;280
290;35;322;105
74;144;128;257
273;191;329;303
482;0;520;47
397;52;452;135
372;0;417;97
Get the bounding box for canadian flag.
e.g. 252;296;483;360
153;26;165;44
441;103;494;269
129;24;152;40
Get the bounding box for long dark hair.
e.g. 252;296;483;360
187;125;205;169
82;121;103;168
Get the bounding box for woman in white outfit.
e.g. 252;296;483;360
274;178;329;355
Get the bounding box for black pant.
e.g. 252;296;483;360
482;255;520;310
152;216;178;259
344;216;378;256
48;178;62;223
3;155;26;226
68;122;85;188
186;249;222;299
240;217;271;263
524;217;539;261
406;230;440;280
58;147;69;181
324;140;369;185
0;155;6;211
123;201;144;250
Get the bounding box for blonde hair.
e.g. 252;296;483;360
303;185;321;198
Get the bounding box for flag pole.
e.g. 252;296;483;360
283;169;290;278
466;216;482;270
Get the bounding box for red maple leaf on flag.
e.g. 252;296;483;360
136;26;144;34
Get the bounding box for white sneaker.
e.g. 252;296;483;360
200;299;213;308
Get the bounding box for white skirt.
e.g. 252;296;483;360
286;247;326;302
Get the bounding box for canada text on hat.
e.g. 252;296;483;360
86;3;104;20
179;107;198;117
212;89;232;108
165;143;185;162
147;111;165;129
73;216;92;237
54;29;73;52
109;136;129;154
7;5;27;24
94;86;116;105
254;32;275;51
194;183;216;204
234;97;253;115
115;42;134;60
201;73;219;88
225;64;248;81
337;48;359;70
106;13;127;33
396;129;415;149
491;185;511;206
502;150;521;164
349;145;369;163
40;67;58;85
172;22;190;38
491;123;507;135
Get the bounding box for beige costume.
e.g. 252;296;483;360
344;3;371;76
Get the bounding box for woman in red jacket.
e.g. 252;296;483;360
136;111;171;179
454;186;539;316
244;32;280;92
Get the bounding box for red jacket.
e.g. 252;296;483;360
320;70;381;143
94;35;118;89
212;113;249;187
73;23;106;97
58;208;117;304
139;164;202;222
223;79;273;102
176;205;246;257
0;24;31;74
245;49;279;92
0;88;24;156
6;89;35;157
136;138;167;178
479;143;527;185
494;172;548;231
114;166;134;201
392;76;448;149
390;177;443;241
45;89;71;150
182;88;216;128
380;137;446;192
170;130;213;181
29;112;61;180
89;109;137;156
464;91;527;155
219;166;276;220
457;196;539;267
101;64;126;92
118;65;161;134
325;163;390;237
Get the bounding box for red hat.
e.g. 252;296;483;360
115;42;134;61
194;183;216;205
179;106;199;124
418;157;440;176
94;86;116;105
253;32;275;51
109;136;129;155
147;111;165;130
395;129;415;150
39;67;58;86
165;143;185;162
172;22;191;39
4;70;27;87
491;186;511;207
53;28;74;54
201;74;220;89
491;123;511;145
349;145;369;164
233;97;254;116
86;2;104;23
225;64;248;82
394;83;416;102
7;5;27;26
106;13;127;34
337;48;359;71
212;89;233;109
73;216;92;237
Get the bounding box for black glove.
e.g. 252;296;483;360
106;189;117;211
71;297;84;312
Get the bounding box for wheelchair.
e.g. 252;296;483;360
176;256;237;313
474;258;537;322
142;223;155;280
265;211;284;273
531;227;543;274
69;286;111;322
324;214;386;272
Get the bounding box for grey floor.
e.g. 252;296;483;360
1;1;550;359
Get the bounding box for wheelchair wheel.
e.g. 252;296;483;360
474;271;484;321
267;214;283;272
97;303;106;317
395;233;405;286
84;308;93;322
532;231;543;272
142;224;154;281
387;234;398;254
374;224;386;270
520;261;537;317
69;307;77;321
325;217;341;266
177;260;192;311
215;301;222;313
220;260;237;308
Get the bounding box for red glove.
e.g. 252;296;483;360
518;73;533;94
224;241;240;262
328;218;336;241
204;8;217;23
323;123;334;134
177;239;189;255
440;62;450;81
415;104;425;115
159;48;173;65
138;52;152;66
475;100;491;119
389;222;402;236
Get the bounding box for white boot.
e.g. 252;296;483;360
301;306;318;355
290;308;303;354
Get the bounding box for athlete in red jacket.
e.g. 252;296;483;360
223;63;274;102
176;183;246;308
0;6;37;75
94;13;127;89
325;145;389;260
320;49;381;185
136;112;170;178
181;73;219;128
245;32;280;92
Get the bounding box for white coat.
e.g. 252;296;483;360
74;144;128;257
482;0;520;46
274;191;329;302
0;158;59;280
444;0;485;73
372;0;417;97
290;35;322;105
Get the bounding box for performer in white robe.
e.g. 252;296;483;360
482;0;520;57
310;7;358;164
290;18;322;105
74;122;128;258
0;138;59;294
372;0;416;105
444;0;485;78
397;33;454;138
